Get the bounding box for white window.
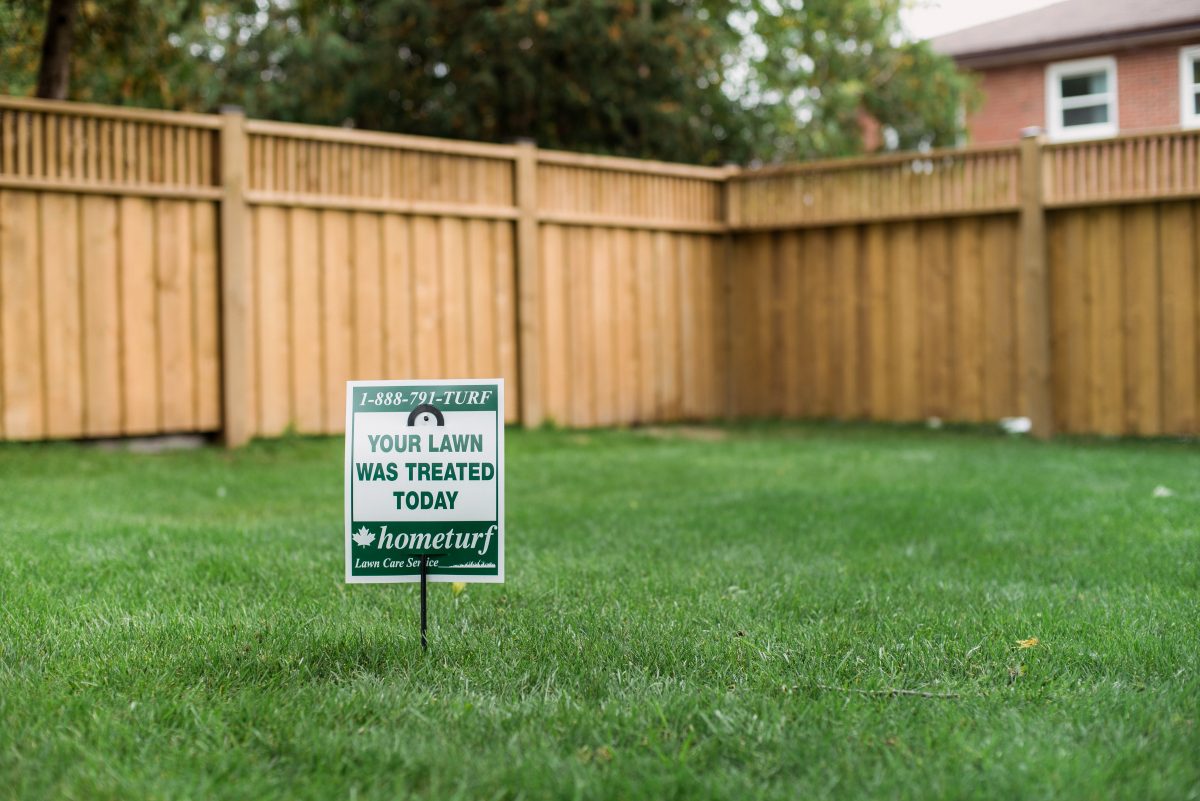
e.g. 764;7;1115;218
1045;57;1118;141
1182;46;1200;128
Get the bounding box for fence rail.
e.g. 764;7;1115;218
1044;128;1200;207
729;145;1021;229
0;97;218;197
1;94;1198;443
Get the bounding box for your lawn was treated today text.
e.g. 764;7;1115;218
357;432;495;511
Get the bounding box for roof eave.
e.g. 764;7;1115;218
944;21;1200;69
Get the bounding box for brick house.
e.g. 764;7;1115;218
932;0;1200;144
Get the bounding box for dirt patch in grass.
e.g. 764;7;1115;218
633;425;728;442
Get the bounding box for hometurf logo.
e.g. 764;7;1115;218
352;524;498;556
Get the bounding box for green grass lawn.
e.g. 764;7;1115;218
0;424;1197;800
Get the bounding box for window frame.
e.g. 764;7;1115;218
1045;56;1118;142
1181;46;1200;129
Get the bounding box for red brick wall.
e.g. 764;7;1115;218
964;42;1199;144
967;63;1045;144
858;108;883;152
1118;47;1184;130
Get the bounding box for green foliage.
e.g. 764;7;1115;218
1;0;214;106
1;0;977;163
206;0;753;165
0;1;44;97
727;0;978;159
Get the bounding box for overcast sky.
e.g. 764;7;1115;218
902;0;1064;40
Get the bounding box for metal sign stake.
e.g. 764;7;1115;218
417;552;446;651
420;554;429;651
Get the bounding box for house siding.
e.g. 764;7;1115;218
965;43;1199;144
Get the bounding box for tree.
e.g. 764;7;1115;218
5;0;975;164
723;0;977;160
3;0;216;107
199;0;754;164
35;0;77;98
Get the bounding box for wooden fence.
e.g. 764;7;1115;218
0;95;1198;443
0;98;221;441
728;132;1200;438
729;217;1024;424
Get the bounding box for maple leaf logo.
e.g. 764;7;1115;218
352;526;375;547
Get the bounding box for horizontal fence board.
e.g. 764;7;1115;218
731;147;1021;229
0;99;218;197
245;118;517;160
1045;130;1200;207
246;132;515;209
245;191;517;220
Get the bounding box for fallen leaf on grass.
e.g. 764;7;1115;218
1017;637;1039;649
576;745;614;765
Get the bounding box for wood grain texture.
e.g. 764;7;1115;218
834;226;862;420
253;205;290;435
493;221;519;423
862;224;890;420
890;222;921;421
0;191;44;438
321;211;352;433
1120;204;1161;435
39;192;84;437
219;110;252;444
1157;202;1196;434
1086;207;1125;435
568;226;595;426
778;231;804;419
410;216;443;381
117;197;160;434
634;229;658;422
981;216;1018;421
155;199;197;431
192;202;221;430
919;220;951;419
539;225;569;425
289;206;322;432
951;218;984;421
80;196;121;436
353;212;384;379
382;214;414;385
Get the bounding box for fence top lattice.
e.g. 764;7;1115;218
3;95;1200;225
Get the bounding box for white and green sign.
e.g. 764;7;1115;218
344;379;504;583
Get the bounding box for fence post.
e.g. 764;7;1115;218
514;140;543;428
219;107;252;447
1019;130;1054;439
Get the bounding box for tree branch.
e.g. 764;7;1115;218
36;0;78;99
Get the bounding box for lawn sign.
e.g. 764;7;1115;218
344;379;505;647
